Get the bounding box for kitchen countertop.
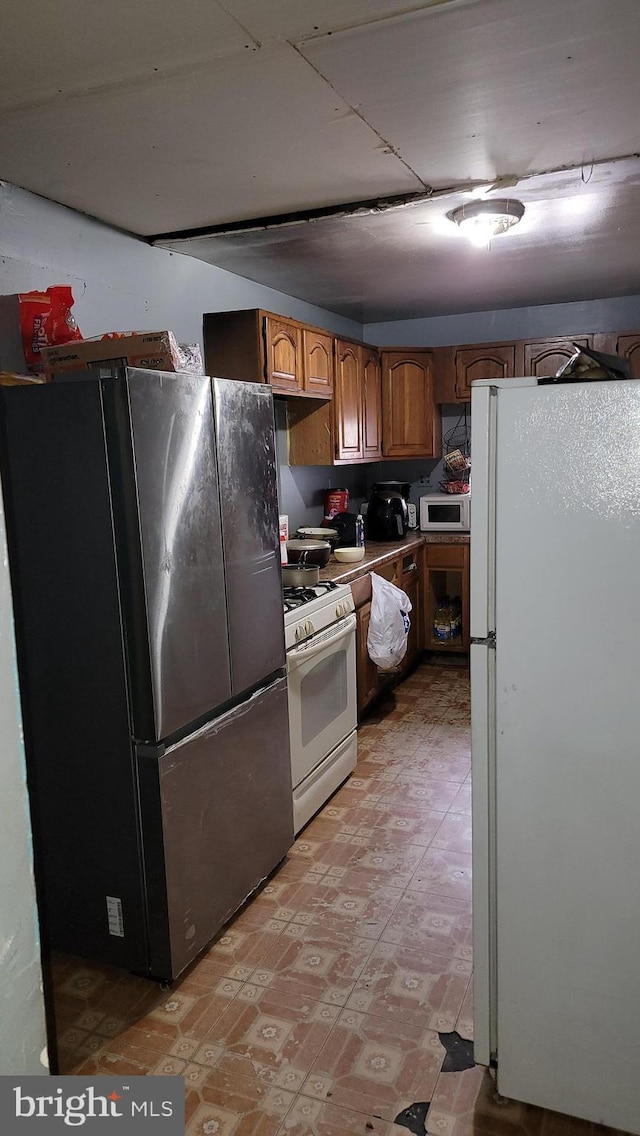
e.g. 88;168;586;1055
320;531;470;585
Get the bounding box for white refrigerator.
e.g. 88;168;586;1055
470;377;640;1135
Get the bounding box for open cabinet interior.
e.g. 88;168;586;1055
424;544;470;654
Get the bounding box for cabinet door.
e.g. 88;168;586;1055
334;341;363;460
609;334;640;378
303;328;334;397
454;345;515;400
523;336;591;378
401;566;421;672
264;317;302;393
381;350;438;458
356;601;380;717
362;346;383;459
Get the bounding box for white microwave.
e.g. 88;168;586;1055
420;492;471;531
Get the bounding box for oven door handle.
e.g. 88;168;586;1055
287;613;357;665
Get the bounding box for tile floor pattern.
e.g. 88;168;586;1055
52;663;627;1136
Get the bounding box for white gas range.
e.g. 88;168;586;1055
283;581;358;833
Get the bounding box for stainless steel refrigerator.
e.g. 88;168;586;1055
0;368;293;981
470;377;640;1135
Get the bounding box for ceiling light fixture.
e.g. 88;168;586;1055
449;198;525;248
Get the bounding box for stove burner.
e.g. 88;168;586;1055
282;580;339;612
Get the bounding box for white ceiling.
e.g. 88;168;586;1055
2;0;640;321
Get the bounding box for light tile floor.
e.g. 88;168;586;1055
52;663;627;1136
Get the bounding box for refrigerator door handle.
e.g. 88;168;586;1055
470;385;498;640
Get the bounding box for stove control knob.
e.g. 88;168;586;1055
336;601;348;618
306;619;315;636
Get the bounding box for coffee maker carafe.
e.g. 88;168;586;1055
366;482;409;542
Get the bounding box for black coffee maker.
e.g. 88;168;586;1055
366;482;409;542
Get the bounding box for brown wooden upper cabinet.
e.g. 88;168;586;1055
380;349;440;458
302;328;334;397
288;340;382;465
454;343;516;400
523;336;591;378
203;309;333;399
265;316;301;393
335;341;364;460
362;346;383;460
601;334;640;378
334;340;383;462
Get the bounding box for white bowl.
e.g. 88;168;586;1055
333;546;366;564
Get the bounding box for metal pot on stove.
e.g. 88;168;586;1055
282;563;320;588
286;539;331;568
365;482;409;542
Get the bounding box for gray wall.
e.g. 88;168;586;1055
4;183;639;530
0;183;363;349
276;401;465;533
279;294;640;531
0;497;48;1074
364;295;640;347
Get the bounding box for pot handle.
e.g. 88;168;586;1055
299;548;309;565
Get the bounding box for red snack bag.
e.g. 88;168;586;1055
18;286;83;373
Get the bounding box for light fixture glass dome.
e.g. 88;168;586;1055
449;198;525;247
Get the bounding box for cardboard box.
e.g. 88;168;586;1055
40;331;184;378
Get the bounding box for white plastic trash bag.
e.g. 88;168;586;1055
367;571;412;671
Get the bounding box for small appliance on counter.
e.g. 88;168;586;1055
420;491;471;532
330;510;359;547
365;482;409;542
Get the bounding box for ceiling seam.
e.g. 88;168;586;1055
288;41;431;194
209;0;479;51
212;0;263;45
148;151;640;245
293;0;481;45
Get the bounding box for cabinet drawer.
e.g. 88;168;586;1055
426;544;466;568
401;551;420;576
374;558;400;584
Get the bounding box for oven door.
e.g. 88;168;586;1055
287;613;357;790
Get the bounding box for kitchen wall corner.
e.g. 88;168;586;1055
275;402;466;533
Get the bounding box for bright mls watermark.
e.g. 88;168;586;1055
0;1077;185;1133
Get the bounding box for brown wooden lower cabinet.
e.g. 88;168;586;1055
354;549;424;719
399;562;421;674
354;542;470;715
423;542;470;653
356;600;380;716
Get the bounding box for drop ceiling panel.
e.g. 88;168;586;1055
159;161;640;321
300;0;640;186
0;1;255;111
0;43;421;235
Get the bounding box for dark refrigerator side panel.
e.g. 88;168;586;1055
138;676;293;980
212;379;286;695
118;369;232;743
0;383;148;972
